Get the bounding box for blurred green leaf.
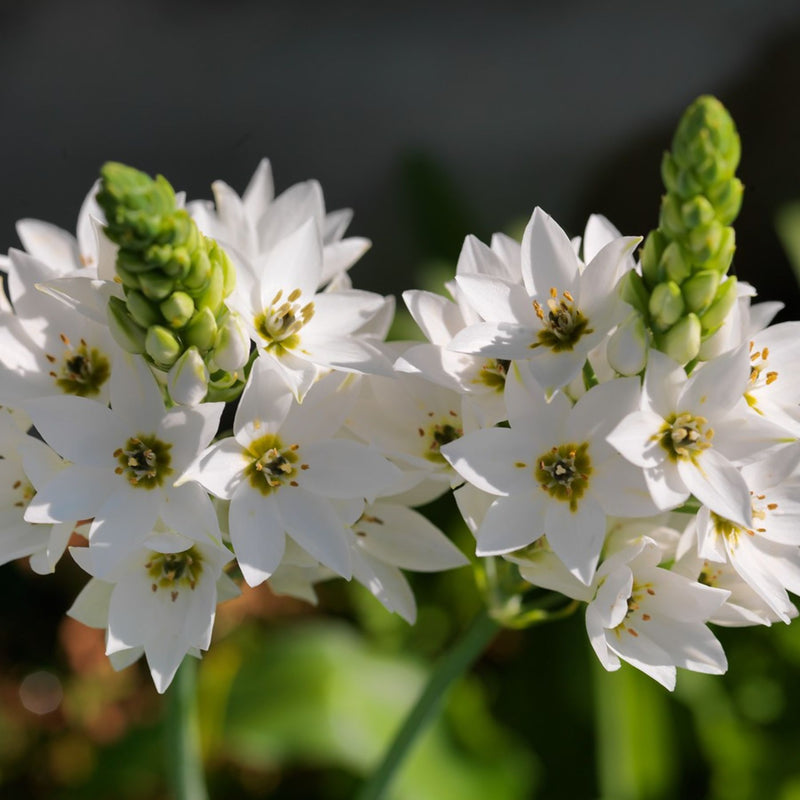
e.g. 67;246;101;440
216;621;536;800
775;202;800;287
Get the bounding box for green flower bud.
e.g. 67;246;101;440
160;291;195;329
649;281;685;331
659;193;686;240
607;312;648;376
138;270;175;301
640;230;666;288
707;177;743;226
686;220;723;263
167;347;208;406
197;263;224;313
660;241;692;284
699;276;738;333
115;263;141;289
184;249;211;292
107;296;146;354
659;313;702;365
184;307;218;352
145;325;181;368
705;227;736;274
125;289;162;329
619;271;650;315
680;196;715;230
682;269;720;313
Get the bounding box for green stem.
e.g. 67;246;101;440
165;657;208;800
356;609;500;800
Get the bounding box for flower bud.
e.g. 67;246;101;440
607;312;648;376
167;346;209;406
160;291;195;329
184;307;218;352
648;281;685;331
686;220;723;263
682;269;720;313
659;313;701;365
619;271;650;316
212;311;250;372
640;230;665;288
126;289;161;329
197;263;224;313
699;276;738;333
138;270;175;301
660;241;692;284
107;296;146;354
145;325;181;368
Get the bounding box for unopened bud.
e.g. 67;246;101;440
682;269;720;313
649;281;685;331
184;307;218;352
607;312;648;376
167;346;208;406
212;311;250;372
659;314;701;365
145;325;181;368
699;276;738;333
661;241;692;284
138;270;175;301
126;290;161;329
160;291;195;329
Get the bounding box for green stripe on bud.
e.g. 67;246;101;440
649;281;685;331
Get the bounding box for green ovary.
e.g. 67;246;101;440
146;547;203;601
244;433;300;495
657;411;713;463
115;434;173;489
535;441;592;512
53;342;111;397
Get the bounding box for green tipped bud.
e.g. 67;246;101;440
681;196;716;230
145;325;181;368
184;307;218;352
607;312;648;376
107;296;146;354
138;270;175;301
699;276;738;333
197;263;224;313
707;177;743;226
649;281;685;331
705;226;736;274
661;241;692;284
184;249;211;292
115;264;141;289
640;230;666;288
212;311;250;373
167;347;208;406
682;269;720;313
659;193;686;240
686;220;723;263
125;289;162;329
659;314;702;365
160;291;195;329
619;271;650;315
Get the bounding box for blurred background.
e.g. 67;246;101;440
4;2;800;798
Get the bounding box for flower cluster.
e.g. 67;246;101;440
399;204;800;689
0;161;466;692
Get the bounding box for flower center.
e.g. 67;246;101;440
244;433;305;495
253;288;315;353
146;547;203;602
530;288;593;353
421;411;463;464
535;442;592;511
10;476;35;509
47;335;111;398
709;490;775;546
475;358;511;391
114;435;173;489
657;412;713;462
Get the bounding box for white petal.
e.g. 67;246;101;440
319;238;371;283
15;220;79;273
258;218;322;306
234;356;293;438
309;290;387;336
278;488;352;578
448;321;539;360
354;502;467;571
475;492;546;555
454;274;535;324
350;546;416;623
229;485;286;586
24;466;115;523
521;207;579;297
607;410;666;469
299;440;399;500
678;450;752;528
242;158;275;222
176;438;246;500
545;496;606;584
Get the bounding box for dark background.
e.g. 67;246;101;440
3;1;800;306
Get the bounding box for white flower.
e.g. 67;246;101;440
188;158;370;287
228;218;393;400
448;208;640;395
586;537;729;690
68;531;238;693
443;366;658;584
177;358;400;586
23;354;223;575
607;347;791;527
